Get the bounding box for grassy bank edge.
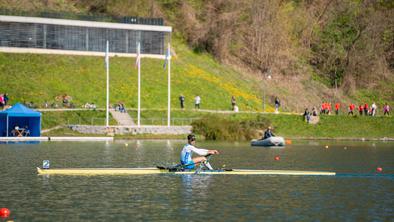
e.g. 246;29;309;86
41;110;394;140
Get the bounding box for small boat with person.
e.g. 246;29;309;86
251;126;285;146
251;136;285;147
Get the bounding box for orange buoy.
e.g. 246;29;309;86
285;139;292;145
376;167;383;173
274;156;280;161
0;208;10;218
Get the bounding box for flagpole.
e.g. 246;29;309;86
137;42;141;127
105;40;109;127
167;43;171;127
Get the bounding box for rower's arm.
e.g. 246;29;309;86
190;147;209;156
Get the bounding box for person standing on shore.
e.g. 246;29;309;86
364;103;369;115
358;105;363;115
179;95;185;109
274;97;280;113
371;102;377;116
3;93;9;106
0;94;4;110
195;95;201;109
383;103;390;116
335;103;340;115
348;103;355;115
231;96;236;111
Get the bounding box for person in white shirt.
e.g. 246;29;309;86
371;102;377;116
194;96;201;109
180;134;219;170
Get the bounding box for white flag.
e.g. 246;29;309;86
135;41;140;68
163;44;171;69
105;41;109;69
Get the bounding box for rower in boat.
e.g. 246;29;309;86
180;134;219;170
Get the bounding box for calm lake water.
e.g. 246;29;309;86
0;140;393;221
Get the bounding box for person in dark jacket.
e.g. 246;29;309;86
179;95;185;109
263;126;275;139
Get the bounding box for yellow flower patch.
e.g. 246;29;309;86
186;65;260;103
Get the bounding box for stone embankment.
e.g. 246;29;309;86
69;125;192;135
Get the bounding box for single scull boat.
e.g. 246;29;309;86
37;167;336;176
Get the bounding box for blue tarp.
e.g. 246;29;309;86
0;103;41;137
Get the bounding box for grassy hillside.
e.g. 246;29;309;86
0;37;266;112
0;0;392;112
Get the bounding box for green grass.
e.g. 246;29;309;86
0;38;265;113
191;113;394;139
237;113;394;139
41;110;116;129
38;109;393;139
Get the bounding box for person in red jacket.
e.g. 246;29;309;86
364;103;369;115
348;103;354;115
358;105;363;115
335;103;340;115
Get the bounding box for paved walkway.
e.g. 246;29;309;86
109;109;135;126
37;107;299;115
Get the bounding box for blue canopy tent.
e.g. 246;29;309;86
0;103;41;137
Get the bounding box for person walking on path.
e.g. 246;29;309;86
274;97;280;113
383;103;390;116
179;95;185;109
231;96;236;111
194;95;201;109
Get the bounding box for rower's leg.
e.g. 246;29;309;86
192;157;207;166
203;161;214;170
193;157;214;170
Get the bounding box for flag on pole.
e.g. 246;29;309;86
163;44;171;69
105;41;109;69
135;41;141;68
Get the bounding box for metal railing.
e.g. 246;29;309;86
67;117;200;126
0;8;164;25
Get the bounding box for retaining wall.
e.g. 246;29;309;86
68;125;192;135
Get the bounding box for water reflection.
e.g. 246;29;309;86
181;174;213;199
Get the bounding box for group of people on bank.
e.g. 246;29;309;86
347;102;390;116
179;95;202;110
303;102;390;123
179;95;241;112
316;102;390;116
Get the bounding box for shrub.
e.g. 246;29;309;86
191;114;271;140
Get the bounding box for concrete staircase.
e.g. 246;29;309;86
110;109;135;126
